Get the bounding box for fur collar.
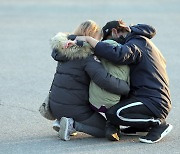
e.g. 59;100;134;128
50;32;92;60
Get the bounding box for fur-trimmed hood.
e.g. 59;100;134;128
50;32;92;60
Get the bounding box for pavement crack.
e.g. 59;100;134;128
0;100;37;113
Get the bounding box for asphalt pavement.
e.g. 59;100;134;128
0;0;180;153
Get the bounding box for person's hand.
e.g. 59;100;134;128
75;36;87;42
76;36;98;48
64;40;76;49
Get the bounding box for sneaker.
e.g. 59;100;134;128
105;121;120;141
121;127;150;136
53;119;78;136
139;123;173;144
58;117;76;141
53;119;60;132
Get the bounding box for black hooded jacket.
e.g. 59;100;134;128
95;24;171;119
49;33;130;121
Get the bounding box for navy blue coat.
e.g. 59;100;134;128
95;24;171;119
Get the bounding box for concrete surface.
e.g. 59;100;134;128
0;0;180;153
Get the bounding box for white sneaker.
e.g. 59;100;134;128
53;119;78;136
53;119;60;132
58;117;76;141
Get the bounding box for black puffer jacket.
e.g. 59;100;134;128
49;33;130;121
95;24;171;119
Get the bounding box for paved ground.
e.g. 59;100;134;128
0;0;180;153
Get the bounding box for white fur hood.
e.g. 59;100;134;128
50;32;92;60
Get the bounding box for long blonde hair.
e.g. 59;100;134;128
73;20;102;38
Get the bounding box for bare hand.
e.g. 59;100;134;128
64;40;76;48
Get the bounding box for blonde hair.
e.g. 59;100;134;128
73;20;102;38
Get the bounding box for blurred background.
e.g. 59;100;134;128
0;0;180;153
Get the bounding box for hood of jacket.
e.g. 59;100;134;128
50;32;92;60
128;24;156;40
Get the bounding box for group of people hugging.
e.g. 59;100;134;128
39;19;172;144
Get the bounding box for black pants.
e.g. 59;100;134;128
74;112;106;138
105;97;162;129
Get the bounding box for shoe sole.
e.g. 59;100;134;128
121;132;148;136
54;124;77;136
139;124;173;144
59;117;70;141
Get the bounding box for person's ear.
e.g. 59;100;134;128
112;28;118;35
111;28;118;38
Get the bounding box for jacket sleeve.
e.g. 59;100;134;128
84;55;130;95
94;41;142;65
68;34;84;47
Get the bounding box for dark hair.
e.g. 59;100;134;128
102;19;130;40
